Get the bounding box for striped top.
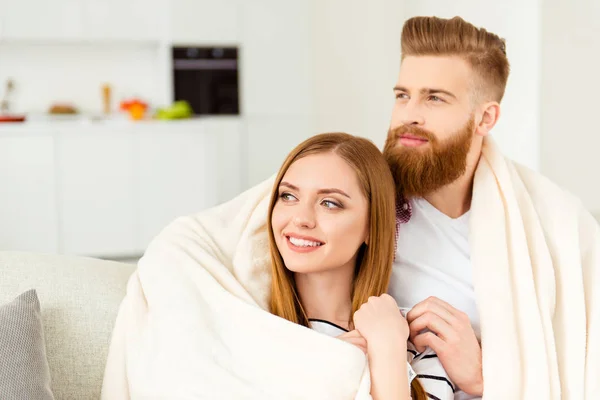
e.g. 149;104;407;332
310;319;454;400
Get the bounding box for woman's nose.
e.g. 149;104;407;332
293;207;316;229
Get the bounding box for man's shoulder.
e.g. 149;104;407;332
506;159;598;232
509;160;581;207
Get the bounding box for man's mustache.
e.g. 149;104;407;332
389;125;437;143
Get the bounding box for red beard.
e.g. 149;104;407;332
383;118;475;198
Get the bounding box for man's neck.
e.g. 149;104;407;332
422;151;480;219
423;178;472;219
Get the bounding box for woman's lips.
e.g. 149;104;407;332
285;235;323;253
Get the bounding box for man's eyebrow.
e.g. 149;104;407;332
421;88;457;100
393;86;457;100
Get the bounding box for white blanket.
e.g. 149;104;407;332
101;176;372;399
471;138;599;399
102;137;599;399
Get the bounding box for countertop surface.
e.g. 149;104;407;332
0;114;241;134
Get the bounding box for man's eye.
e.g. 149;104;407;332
395;93;409;100
428;95;444;102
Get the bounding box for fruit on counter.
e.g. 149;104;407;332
119;98;148;111
154;101;193;120
128;103;146;120
0;114;26;123
120;98;149;120
49;103;78;114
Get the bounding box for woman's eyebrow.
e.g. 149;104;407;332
280;182;351;199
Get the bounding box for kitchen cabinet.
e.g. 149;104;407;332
55;129;137;257
135;125;221;250
0;134;59;253
170;0;238;44
0;0;84;41
55;120;240;256
84;0;163;41
0;0;162;42
202;118;244;203
0;118;243;258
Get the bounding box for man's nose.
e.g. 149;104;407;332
397;101;425;127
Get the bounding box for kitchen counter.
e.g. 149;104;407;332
0;114;242;134
0;116;245;258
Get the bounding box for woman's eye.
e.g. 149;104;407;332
322;200;341;209
280;192;297;201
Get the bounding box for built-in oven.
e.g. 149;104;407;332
172;46;239;115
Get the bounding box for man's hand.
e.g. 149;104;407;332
406;296;483;396
336;330;367;354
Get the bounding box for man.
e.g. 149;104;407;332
383;16;598;399
103;16;599;400
382;16;507;398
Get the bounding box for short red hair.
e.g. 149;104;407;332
401;16;510;102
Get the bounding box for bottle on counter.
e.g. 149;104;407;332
102;84;112;115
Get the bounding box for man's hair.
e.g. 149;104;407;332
401;16;510;103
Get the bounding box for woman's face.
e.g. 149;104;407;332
271;153;369;275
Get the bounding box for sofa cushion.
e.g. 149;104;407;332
0;252;135;400
0;289;55;400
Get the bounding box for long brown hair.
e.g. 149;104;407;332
401;16;510;103
267;133;428;400
268;132;396;327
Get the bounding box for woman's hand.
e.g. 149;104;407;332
353;294;409;352
353;294;411;400
336;330;367;354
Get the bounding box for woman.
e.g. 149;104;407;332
266;133;451;400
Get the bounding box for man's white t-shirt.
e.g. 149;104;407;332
389;197;481;399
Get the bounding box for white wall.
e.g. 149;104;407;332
311;0;405;148
402;0;542;171
239;0;316;188
242;0;408;187
541;0;600;214
0;43;162;114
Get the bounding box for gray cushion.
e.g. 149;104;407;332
0;289;55;400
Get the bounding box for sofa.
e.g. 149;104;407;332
0;251;135;399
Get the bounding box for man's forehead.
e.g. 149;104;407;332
397;55;472;95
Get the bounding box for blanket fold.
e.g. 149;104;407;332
471;138;599;399
102;137;599;399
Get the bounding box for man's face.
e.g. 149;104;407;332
383;56;478;198
390;55;475;138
